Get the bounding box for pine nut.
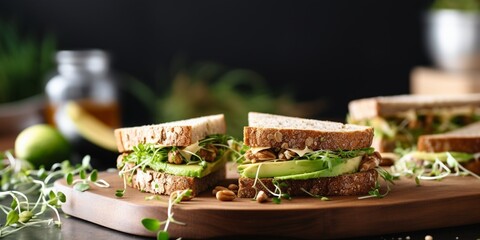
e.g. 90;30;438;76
227;184;239;191
212;186;228;195
274;131;283;142
256;190;268;203
216;190;236;201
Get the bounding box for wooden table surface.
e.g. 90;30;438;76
55;171;480;239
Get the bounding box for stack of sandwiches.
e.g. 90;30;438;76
113;112;383;199
347;94;480;163
236;112;381;198
113;97;480;199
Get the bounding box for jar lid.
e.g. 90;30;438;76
56;49;110;73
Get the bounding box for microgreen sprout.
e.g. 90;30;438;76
141;189;192;240
116;134;242;198
358;167;395;200
0;151;68;238
390;151;480;183
251;163;290;204
65;156;110;192
300;188;329;201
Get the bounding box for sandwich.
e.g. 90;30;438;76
236;112;382;198
347;94;480;162
114;114;235;196
393;121;480;177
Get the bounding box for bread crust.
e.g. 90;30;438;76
237;169;378;198
348;94;480;121
114;114;226;153
417;135;480;153
243;127;374;150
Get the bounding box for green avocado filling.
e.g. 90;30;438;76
118;134;237;178
237;147;374;180
409;151;473;163
347;112;480;151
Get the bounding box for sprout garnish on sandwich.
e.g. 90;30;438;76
347;94;480;163
114;114;241;197
391;121;480;182
236;112;387;200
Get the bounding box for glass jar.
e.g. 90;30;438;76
45;49;121;141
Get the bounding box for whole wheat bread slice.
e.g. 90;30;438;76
417;121;480;153
244;112;373;150
114;114;226;153
237;169;378;198
348;94;480;121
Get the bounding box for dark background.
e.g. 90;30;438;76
0;0;434;125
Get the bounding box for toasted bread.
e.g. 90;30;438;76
417;121;480;153
348;94;480;121
244;112;373;150
114;114;226;153
237;169;378;198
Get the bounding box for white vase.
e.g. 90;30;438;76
425;9;480;72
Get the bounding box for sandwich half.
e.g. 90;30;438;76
397;121;480;176
347;94;480;160
114;114;234;196
237;112;381;198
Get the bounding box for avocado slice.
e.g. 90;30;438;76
274;156;361;180
238;156;362;179
409;151;473;163
147;154;228;178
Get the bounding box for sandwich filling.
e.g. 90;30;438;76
392;150;480;179
237;147;381;180
348;107;480;152
118;134;237;178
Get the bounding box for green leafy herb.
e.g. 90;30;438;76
300;188;330;201
302;147;374;161
272;197;281;204
0;151;67;237
250;164;291;204
0;19;57;103
141;189;192;240
390;151;480;182
65;157;110;192
358;167;395;200
115;189;125;198
117;134;242;198
157;230;170;240
431;0;480;11
122;134;240;169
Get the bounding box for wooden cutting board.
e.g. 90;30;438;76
54;171;480;239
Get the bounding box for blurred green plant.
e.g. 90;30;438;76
431;0;480;11
0;19;57;103
127;59;325;139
